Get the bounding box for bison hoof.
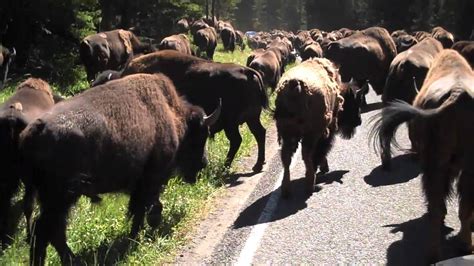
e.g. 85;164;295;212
146;206;163;229
319;165;329;174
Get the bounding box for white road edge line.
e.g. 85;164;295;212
236;145;302;266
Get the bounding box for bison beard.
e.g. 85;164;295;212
370;50;474;263
20;74;220;265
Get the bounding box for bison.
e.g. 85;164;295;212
371;50;474;263
325;26;397;97
452;41;474;69
0;46;16;90
21;73;220;265
431;26;455;49
89;50;268;172
158;34;193;55
274;58;367;198
176;18;190;34
79;29;154;82
235;30;246;51
247;49;282;91
193;27;218;60
382;37;443;105
0;78;56;249
391;32;419;53
301;41;323;61
221;26;236;52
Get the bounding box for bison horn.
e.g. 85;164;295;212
412;77;419;93
204;98;222;126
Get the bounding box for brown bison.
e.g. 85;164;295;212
235;30;246;51
247;49;282;91
0;46;16;89
21;73;220;265
176;18;190;33
413;31;432;42
431;26;455;49
0;78;56;249
371;50;474;263
193;27;218;60
158;34;193;55
382;37;443;105
452;41;474;68
391;31;419;53
79;29;154;82
301;41;323;61
190;19;209;35
221;26;236;52
325;27;397;97
91;50;268;172
274;58;368;197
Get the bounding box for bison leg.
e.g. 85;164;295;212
23;183;36;242
312;133;335;174
456;170;474;252
0;178;19;248
302;135;318;195
224;125;242;169
280;137;298;198
422;166;451;263
247;117;266;172
30;203;75;265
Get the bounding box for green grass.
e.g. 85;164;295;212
0;46;278;265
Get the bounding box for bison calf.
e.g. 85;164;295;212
0;78;55;249
20;73;220;265
274;58;367;197
371;50;474;263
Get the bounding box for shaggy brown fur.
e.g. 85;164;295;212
114;50;268;172
274;59;366;198
382;37;443;104
452;41;474;69
413;31;432;42
20;73;219;265
0;78;55;249
372;50;474;263
159;34;193;55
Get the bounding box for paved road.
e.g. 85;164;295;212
178;90;469;265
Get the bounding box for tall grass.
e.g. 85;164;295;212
0;46;276;264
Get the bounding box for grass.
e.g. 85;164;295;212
0;44;278;265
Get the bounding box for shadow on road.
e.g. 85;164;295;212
361;102;383;114
385;214;467;266
364;154;421;187
233;170;348;229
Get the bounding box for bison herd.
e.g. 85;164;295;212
0;16;473;264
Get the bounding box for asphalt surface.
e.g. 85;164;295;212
180;90;471;265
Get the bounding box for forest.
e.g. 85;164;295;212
0;0;473;91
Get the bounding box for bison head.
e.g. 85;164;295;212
337;81;369;139
177;100;221;183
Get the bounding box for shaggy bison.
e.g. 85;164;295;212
159;34;193;55
193;27;218;59
325;27;397;97
247;49;282;91
21;73;220;265
0;46;16;89
91;50;268;172
382;37;443;104
274;58;367;197
79;29;154;82
431;26;455;49
0;78;55;249
176;18;190;33
371;50;474;263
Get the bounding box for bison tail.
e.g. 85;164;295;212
251;69;268;109
369;100;439;158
